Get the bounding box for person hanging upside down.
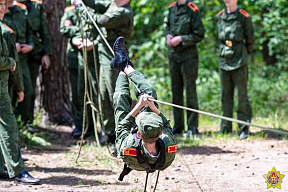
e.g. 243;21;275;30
111;37;177;181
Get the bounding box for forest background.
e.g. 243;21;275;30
35;0;288;135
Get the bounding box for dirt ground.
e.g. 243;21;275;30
0;125;287;192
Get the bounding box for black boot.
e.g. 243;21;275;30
15;171;40;185
110;36;133;71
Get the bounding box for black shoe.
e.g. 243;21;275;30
110;36;133;71
3;165;7;171
26;124;39;133
0;172;9;179
22;158;29;162
172;127;184;134
71;127;82;138
15;171;40;185
239;127;249;140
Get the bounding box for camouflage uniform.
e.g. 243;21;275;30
165;1;205;133
60;5;84;130
216;8;254;132
3;2;34;123
79;0;134;139
23;0;52;123
60;5;98;133
0;21;26;178
113;71;176;171
1;23;24;99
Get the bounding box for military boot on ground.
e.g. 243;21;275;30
110;36;133;71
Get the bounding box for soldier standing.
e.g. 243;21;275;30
4;0;34;129
165;0;205;135
0;0;39;184
111;37;176;180
215;0;254;140
73;0;134;144
17;0;52;133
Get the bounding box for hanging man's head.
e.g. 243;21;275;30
136;112;163;144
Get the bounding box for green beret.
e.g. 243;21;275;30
136;112;163;139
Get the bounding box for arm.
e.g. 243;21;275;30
39;6;52;56
181;10;206;47
164;10;173;46
0;36;14;71
59;10;79;38
244;16;255;54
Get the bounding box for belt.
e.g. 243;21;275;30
221;40;242;47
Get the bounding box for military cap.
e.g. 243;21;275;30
136;112;163;139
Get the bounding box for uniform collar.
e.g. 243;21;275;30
221;7;240;20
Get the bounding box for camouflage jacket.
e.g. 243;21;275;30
0;23;15;83
3;2;33;47
116;113;176;171
216;8;255;71
165;1;205;59
24;0;51;55
80;0;133;42
1;22;23;92
60;5;81;68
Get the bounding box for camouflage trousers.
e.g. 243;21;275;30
219;65;252;131
0;79;26;178
168;56;199;131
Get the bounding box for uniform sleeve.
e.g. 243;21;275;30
39;6;52;55
164;9;171;36
25;9;34;47
60;11;80;38
159;112;172;131
82;0;110;13
181;10;205;47
6;33;24;92
9;62;24;92
243;16;254;54
0;36;14;71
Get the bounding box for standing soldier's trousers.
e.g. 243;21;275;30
15;53;33;123
168;56;199;131
0;77;26;178
219;65;252;132
98;42;119;138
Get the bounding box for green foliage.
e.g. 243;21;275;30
129;0;288;128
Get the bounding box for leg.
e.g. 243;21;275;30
27;53;41;126
168;58;184;133
15;57;33;124
0;85;26;178
219;69;234;133
183;58;199;132
233;65;252;139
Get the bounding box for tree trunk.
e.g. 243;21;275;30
39;0;72;125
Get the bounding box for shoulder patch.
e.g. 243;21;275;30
16;2;27;9
239;9;250;18
167;144;177;153
215;9;225;17
168;1;176;8
124;148;137;157
2;23;15;34
64;5;76;12
187;2;199;12
31;0;42;5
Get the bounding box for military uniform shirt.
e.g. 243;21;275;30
25;0;51;55
216;8;255;71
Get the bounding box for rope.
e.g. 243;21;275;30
153;170;160;192
144;172;149;192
